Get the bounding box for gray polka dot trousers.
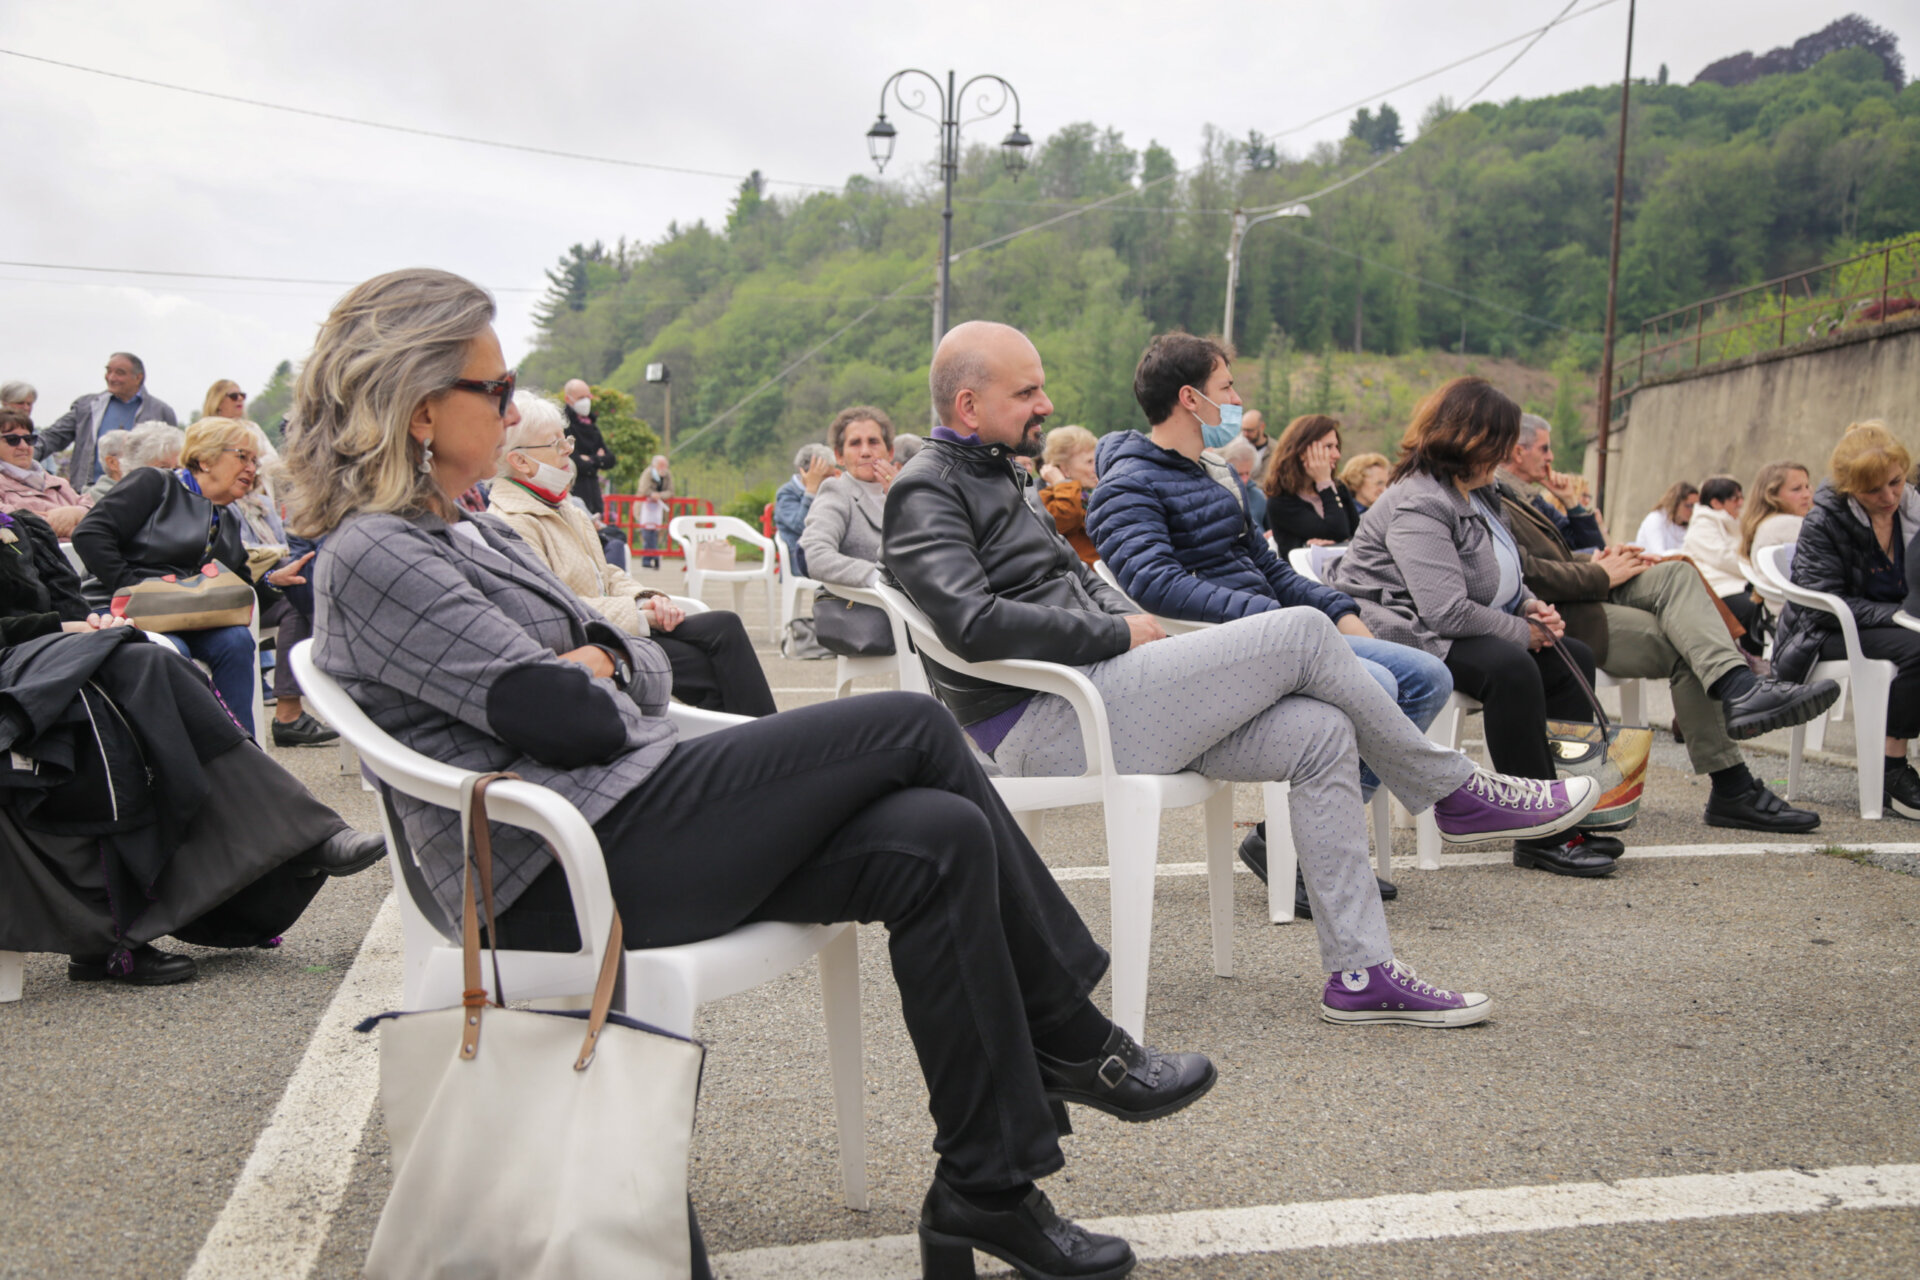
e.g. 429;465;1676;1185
993;608;1475;972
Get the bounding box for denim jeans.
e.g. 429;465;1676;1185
1345;634;1454;796
164;624;256;737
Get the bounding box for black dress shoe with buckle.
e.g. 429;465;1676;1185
293;828;386;878
920;1178;1135;1280
1722;677;1841;740
68;943;197;985
1512;834;1617;877
1239;825;1397;905
1035;1024;1215;1125
1704;780;1821;832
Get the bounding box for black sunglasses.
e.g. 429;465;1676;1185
0;432;37;446
448;373;517;417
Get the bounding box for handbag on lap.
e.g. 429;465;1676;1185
812;587;895;657
1533;623;1653;832
110;564;255;631
359;773;706;1280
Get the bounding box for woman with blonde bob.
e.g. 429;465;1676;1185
1773;421;1920;817
1038;423;1099;564
486;390;773;716
286;269;1212;1277
73;417;311;737
203;379;248;420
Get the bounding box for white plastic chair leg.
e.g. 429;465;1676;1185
1262;781;1297;926
1203;786;1235;979
1370;789;1392;882
0;950;22;1002
1805;704;1831;752
1787;722;1809;801
686;567;705;602
1013;809;1045;845
763;575;781;643
833;657;856;699
1848;662;1896;820
728;580;746;618
1103;778;1164;1039
815;924;869;1211
1617;678;1644;725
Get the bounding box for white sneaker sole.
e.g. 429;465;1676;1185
1320;995;1493;1028
1436;776;1602;845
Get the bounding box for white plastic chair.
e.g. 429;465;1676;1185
289;641;870;1209
828;583;929;699
875;583;1283;1040
667;515;780;642
1756;544;1897;819
775;534;821;638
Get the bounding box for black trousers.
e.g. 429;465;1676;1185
1443;634;1597;780
1721;589;1764;657
1819;625;1920;740
651;610;777;717
494;692;1109;1192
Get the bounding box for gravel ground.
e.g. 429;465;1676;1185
6;577;1918;1279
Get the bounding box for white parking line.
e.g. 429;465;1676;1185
711;1162;1920;1279
1050;841;1920;880
185;896;401;1280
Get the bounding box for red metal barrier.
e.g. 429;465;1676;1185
601;494;713;557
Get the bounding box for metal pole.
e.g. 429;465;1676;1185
936;69;956;347
1222;208;1247;342
1593;0;1634;512
663;381;672;456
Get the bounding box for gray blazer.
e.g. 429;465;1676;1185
1328;470;1535;658
314;509;675;923
39;389;179;485
800;474;885;587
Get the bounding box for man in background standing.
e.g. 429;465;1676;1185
39;352;178;484
561;378;617;519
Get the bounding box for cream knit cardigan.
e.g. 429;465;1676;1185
487;478;654;636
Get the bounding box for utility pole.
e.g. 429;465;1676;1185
645;362;672;454
1221;204;1310;345
1594;0;1636;511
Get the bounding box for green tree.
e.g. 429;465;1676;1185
250;359;295;441
587;384;661;495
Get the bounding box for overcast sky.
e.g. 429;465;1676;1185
3;1;1911;420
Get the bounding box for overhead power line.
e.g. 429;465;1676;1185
0;47;843;192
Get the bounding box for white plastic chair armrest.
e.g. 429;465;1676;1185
666;702;751;739
1761;545;1869;661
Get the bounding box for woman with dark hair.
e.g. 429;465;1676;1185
1681;474;1761;651
800;405;896;589
1635;480;1698;555
1330;377;1615;877
1263;414;1362;557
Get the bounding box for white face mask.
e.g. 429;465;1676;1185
569;397;593;417
523;456;575;497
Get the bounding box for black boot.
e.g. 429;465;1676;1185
293;828;386;878
68;943;197;985
920;1178;1135;1279
1035;1023;1215;1124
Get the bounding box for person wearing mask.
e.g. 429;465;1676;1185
801;406;895;589
204;380;248;420
636;453;672;568
39;352;178;486
489;393;774;717
1741;461;1814;563
1340;452;1391;513
1263;414;1361;558
561;379;617;520
1496;436;1834;836
1635;481;1698;555
887;322;1600;1029
1682;474;1763;650
0;411;94;536
289;269;1217;1279
0;381;36;419
774;442;836;578
1497;416;1606;552
1037;424;1100;565
1775;422;1920;818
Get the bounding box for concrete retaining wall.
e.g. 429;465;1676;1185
1602;312;1920;542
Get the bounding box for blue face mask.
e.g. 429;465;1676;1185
1192;390;1242;449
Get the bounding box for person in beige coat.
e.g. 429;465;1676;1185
488;393;775;716
1681;473;1762;653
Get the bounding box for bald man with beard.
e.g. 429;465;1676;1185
883;322;1604;1037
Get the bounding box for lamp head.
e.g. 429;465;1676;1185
866;116;898;173
1000;124;1032;178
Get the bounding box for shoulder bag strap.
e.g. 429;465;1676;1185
457;770;520;1062
1526;616;1610;732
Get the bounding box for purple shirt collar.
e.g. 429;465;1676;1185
931;424;984;446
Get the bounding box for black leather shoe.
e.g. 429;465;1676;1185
68;943;197;985
1575;832;1626;858
271;712;341;747
1722;676;1841;740
920;1178;1135;1280
1704;780;1821;832
1513;834;1617;877
1036;1024;1216;1124
1241;825;1397;903
293;828;386;878
1884;760;1920;820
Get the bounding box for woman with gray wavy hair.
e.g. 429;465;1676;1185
286;268;1212;1277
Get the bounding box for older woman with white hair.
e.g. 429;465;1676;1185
289;270;1212;1276
487;391;774;716
120;422;185;474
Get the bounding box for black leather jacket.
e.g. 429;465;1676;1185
1772;479;1920;682
882;437;1134;725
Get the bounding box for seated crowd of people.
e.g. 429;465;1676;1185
7;275;1911;1280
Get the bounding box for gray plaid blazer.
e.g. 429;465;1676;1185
314;509;675;923
1327;471;1535;658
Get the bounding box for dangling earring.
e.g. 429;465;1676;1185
418;439;435;474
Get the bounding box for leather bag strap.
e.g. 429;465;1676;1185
1526;616;1611;731
574;912;627;1072
457;770;520;1062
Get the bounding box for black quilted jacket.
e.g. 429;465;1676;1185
1772;480;1920;682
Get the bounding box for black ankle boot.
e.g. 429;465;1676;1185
920;1178;1134;1279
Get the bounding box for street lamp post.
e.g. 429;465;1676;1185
645;362;671;454
1222;204;1311;346
866;70;1031;356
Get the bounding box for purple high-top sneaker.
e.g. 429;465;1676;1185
1320;959;1491;1027
1431;769;1599;845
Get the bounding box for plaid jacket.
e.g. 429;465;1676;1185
314;509;675;922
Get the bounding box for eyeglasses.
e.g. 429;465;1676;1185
224;391;247;402
448;372;517;417
0;432;36;447
523;434;573;454
220;447;261;467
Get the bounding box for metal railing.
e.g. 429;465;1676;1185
601;494;713;557
1625;235;1920;395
